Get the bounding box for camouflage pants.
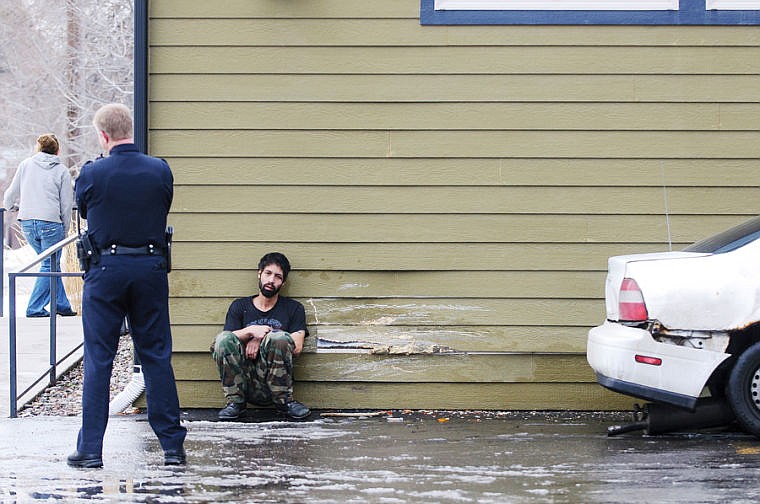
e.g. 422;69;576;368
211;330;295;406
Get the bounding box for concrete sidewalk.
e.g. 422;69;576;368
0;410;758;503
0;315;83;417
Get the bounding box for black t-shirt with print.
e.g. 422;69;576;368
223;296;308;336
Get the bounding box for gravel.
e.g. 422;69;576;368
18;334;137;417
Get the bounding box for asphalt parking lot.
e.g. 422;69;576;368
1;409;759;503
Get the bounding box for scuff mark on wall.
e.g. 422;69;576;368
306;300;490;354
307;298;320;325
361;316;398;326
370;342;458;355
337;283;370;291
317;338;459;355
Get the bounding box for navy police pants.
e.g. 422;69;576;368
77;254;186;455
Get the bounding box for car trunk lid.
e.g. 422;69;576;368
605;251;708;321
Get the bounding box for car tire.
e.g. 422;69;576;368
726;341;760;437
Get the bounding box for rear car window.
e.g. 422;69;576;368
684;215;760;254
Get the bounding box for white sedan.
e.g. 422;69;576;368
587;215;760;436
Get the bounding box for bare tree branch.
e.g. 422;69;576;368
1;0;133;170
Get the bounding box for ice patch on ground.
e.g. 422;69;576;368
186;420;354;444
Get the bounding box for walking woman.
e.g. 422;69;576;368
3;133;76;317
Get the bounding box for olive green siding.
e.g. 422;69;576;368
149;0;760;410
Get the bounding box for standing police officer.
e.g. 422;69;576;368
67;103;186;468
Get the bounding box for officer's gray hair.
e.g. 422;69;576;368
93;103;133;141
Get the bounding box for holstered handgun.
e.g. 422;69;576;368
76;231;99;272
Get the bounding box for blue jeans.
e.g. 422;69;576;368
20;219;73;316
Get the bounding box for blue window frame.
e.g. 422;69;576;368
421;0;760;24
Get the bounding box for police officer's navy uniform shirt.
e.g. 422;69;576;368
75;143;172;249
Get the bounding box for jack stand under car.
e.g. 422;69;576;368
607;397;737;437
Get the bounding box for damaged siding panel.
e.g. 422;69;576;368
172;324;588;354
173;353;596;383
170;297;604;329
171;325;590;354
304;326;589;354
169;296;603;354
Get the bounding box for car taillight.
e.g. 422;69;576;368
619;278;648;321
635;354;662;366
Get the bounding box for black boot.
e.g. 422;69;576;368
276;400;311;420
67;451;103;468
164;447;187;466
218;402;247;420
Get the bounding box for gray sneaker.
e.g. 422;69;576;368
218;402;247;420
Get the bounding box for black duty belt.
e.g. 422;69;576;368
101;244;163;256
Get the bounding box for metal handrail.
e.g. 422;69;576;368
7;233;82;417
1;208;5;317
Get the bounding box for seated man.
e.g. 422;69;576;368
211;252;310;421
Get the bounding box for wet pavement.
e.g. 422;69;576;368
1;409;760;503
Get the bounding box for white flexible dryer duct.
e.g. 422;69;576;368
108;365;145;415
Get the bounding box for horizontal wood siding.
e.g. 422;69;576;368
177;382;635;411
153;102;760;131
150;0;760;411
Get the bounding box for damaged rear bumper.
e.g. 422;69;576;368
587;321;731;410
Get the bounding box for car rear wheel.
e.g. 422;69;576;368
727;341;760;437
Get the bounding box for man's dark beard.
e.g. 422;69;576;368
259;280;280;298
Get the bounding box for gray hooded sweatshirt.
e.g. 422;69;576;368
3;151;74;232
